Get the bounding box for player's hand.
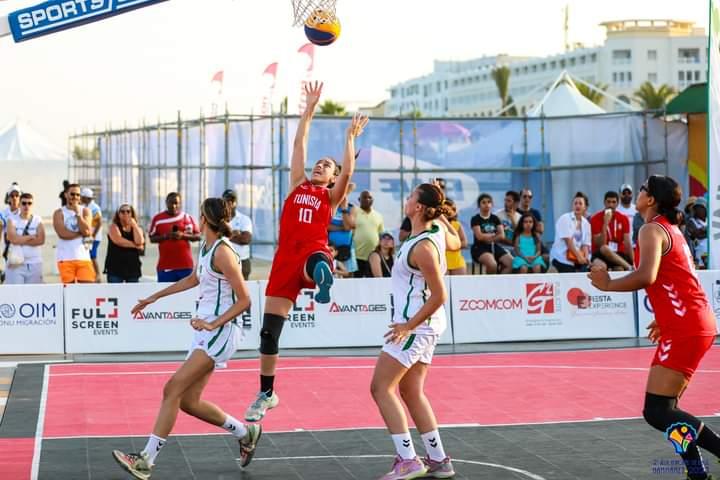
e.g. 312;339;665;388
347;112;368;138
587;268;610;291
190;318;216;331
305;81;323;111
646;320;661;344
384;323;412;344
132;297;156;315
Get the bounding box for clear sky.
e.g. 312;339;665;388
0;0;709;145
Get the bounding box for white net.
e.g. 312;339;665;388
291;0;337;26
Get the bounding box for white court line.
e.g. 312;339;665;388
0;360;73;368
245;454;547;480
30;365;49;480
43;416;655;440
46;363;720;377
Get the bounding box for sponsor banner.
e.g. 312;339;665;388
260;278;453;349
0;284;64;354
638;270;720;336
451;273;635;343
64;282;261;353
8;0;168;43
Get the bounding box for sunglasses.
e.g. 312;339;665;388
21;201;32;206
68;192;81;197
119;209;131;214
522;195;532;199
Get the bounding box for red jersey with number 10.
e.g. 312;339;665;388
279;180;332;252
636;215;717;338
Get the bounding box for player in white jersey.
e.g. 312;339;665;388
112;198;261;480
371;183;461;480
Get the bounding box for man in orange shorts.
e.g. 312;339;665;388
53;183;94;283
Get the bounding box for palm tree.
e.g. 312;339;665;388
491;66;511;113
633;82;677;109
575;81;608;106
318;99;347;116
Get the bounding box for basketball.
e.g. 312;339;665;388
304;9;341;46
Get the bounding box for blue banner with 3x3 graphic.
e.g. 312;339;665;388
8;0;167;42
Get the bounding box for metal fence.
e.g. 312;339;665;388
69;111;676;259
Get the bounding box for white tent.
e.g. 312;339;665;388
1;119;68;216
527;72;606;117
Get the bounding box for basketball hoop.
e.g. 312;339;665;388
291;0;337;26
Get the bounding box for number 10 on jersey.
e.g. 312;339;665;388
299;208;313;224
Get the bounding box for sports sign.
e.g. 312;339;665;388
6;0;167;42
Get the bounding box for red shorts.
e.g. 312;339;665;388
651;335;715;379
265;246;333;301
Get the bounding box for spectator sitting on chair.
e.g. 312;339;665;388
222;189;254;280
590;191;633;271
105;203;144;283
470;193;512;274
354;190;384;277
368;231;395;278
517;188;544;235
496;190;521;247
80;187;103;282
149;192;201;282
5;192;45;284
512;213;546;274
549;192;592;273
444;198;467;275
328;243;351;278
328;183;358;276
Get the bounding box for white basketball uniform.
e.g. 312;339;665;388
188;238;241;368
382;222;447;368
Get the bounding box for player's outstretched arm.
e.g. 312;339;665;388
330;113;368;209
290;81;323;189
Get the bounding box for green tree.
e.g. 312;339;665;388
633;82;677;109
491;66;512;114
575;81;608;106
318;99;347;116
72;144;99;160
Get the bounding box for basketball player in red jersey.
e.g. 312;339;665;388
590;175;719;480
245;81;369;422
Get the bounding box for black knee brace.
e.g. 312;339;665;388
305;252;330;279
643;392;702;434
259;313;286;355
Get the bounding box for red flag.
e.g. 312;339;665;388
297;43;315;72
263;62;279;78
211;70;224;83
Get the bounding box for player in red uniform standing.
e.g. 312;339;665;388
244;81;369;422
589;175;719;480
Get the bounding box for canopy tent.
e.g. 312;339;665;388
527;72;607;117
0;119;65;162
666;82;707;115
2;119;68;216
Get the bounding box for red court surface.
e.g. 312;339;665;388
43;346;720;438
0;438;34;479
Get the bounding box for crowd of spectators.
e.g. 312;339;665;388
1;178;712;284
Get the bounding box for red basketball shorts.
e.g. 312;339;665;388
651;335;715;379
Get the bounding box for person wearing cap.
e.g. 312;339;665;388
368;231;395;277
1;183;22;281
81;187;103;282
617;184;638;246
149;192;201;282
687;197;708;268
222;189;253;280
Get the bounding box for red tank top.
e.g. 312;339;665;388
635;215;717;338
278;180;332;251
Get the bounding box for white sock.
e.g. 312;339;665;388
141;434;166;466
222;415;248;438
391;432;416;460
421;430;447;461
